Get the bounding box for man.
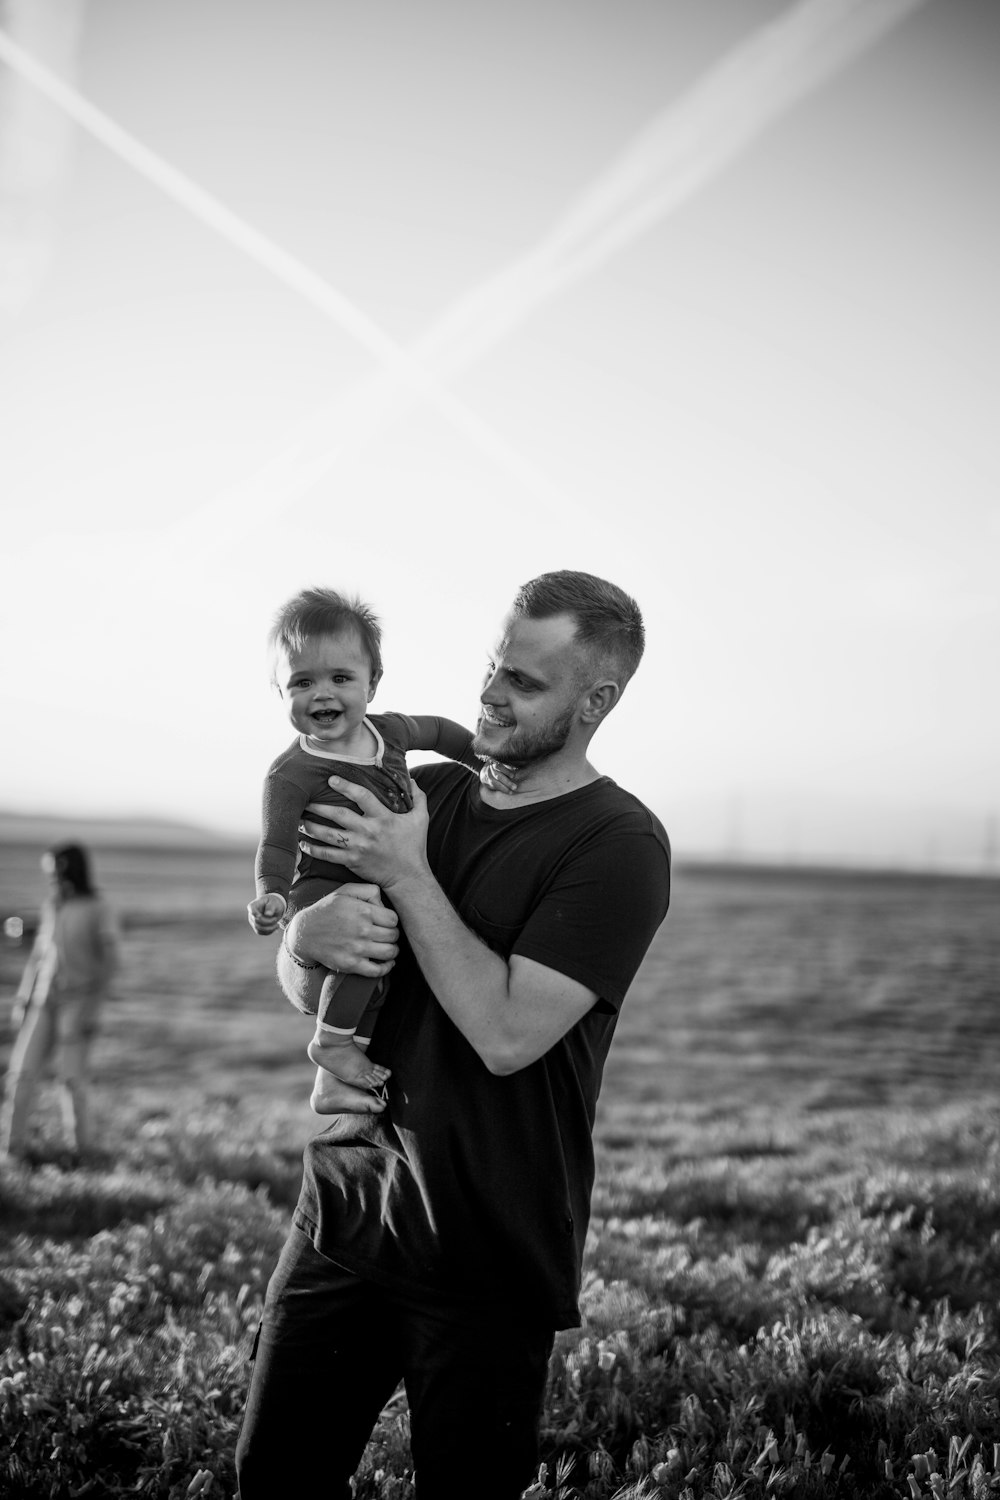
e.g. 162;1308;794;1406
236;571;671;1500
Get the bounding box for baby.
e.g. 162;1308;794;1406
247;586;511;1112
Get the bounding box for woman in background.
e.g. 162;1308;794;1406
0;843;120;1162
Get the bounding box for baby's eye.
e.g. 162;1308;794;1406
292;677;312;688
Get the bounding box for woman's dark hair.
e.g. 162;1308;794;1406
50;843;96;897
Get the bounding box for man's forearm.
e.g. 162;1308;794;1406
387;872;518;1072
277;889;399;1014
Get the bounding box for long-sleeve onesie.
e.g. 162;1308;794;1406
256;712;480;1037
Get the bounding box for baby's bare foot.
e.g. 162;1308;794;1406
308;1036;391;1090
310;1066;388;1115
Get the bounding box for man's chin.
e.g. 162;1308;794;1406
472;731;507;760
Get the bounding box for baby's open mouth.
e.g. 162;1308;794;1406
311;709;341;722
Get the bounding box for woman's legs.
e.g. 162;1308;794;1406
55;1042;91;1154
0;1001;55;1157
55;987;100;1155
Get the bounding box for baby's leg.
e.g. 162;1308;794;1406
308;972;391;1112
284;875;391;1111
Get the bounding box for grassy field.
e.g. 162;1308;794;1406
0;846;998;1498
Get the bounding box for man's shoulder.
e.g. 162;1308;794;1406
597;779;670;844
568;780;671;883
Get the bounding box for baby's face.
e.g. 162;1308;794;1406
274;630;376;750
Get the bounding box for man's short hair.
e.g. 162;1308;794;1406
512;570;645;691
268;587;384;684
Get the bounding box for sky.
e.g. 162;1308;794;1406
0;0;997;870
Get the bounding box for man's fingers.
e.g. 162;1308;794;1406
301;806;366;851
355;958;396;977
326;774;380;810
298;826;338;855
337;882;384;906
303;800;362;827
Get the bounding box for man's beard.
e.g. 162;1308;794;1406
473;704;574;768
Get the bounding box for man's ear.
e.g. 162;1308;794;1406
580;679;621;725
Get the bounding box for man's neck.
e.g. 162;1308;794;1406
480;755;602;808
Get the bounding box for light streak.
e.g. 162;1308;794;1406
198;0;931;540
0;0;931;556
0;17;565;518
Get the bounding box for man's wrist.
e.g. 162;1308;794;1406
380;854;431;900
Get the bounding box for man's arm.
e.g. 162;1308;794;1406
381;876;598;1074
277;883;399;1015
299;778;598;1073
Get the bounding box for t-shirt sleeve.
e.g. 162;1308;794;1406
511;829;670;1012
255;770;309;897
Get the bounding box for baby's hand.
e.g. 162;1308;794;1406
247;892;287;935
480;760;519;795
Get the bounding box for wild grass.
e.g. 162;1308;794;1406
1;852;998;1498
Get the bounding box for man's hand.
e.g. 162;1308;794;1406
299;777;431;894
286;882;400;976
247;892;287;936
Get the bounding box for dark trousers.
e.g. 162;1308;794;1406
236;1228;554;1500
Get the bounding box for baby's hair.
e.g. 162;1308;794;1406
268;587;384;684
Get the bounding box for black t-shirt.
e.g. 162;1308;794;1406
293;762;671;1328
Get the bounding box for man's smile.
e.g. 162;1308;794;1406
479;707;514;728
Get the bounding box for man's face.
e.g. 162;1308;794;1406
473;612;589;767
274;630;377;749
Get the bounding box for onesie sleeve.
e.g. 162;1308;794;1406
255;769;309;898
391;714;480;773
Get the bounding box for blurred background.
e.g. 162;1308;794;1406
1;0;997;871
1;21;998;1486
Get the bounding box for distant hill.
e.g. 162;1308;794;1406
0;810;254;851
